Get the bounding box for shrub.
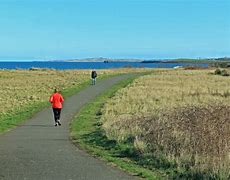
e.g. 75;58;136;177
214;69;229;76
135;105;230;178
214;68;221;75
221;69;229;76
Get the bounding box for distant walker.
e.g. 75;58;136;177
91;70;97;85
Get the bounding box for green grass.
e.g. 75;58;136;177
71;73;166;179
0;101;48;133
0;73;115;134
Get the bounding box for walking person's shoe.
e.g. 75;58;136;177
57;120;61;126
55;123;58;126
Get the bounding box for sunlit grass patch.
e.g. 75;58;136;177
0;68;152;133
101;69;230;178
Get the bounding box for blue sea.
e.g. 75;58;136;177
0;61;208;70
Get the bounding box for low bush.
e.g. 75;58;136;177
214;68;229;76
214;68;222;75
221;69;229;76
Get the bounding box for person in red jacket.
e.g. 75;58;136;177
49;89;64;126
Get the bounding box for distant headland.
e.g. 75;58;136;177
61;57;230;63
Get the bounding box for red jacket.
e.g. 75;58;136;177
49;93;64;108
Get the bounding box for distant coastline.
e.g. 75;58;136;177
63;57;143;62
0;57;229;64
62;57;230;64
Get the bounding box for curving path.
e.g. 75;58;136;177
0;74;137;180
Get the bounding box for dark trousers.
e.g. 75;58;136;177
52;108;62;122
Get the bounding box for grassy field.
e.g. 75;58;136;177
71;74;165;179
3;67;229;178
0;68;151;133
100;68;230;179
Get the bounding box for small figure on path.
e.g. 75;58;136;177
49;89;64;126
91;69;97;85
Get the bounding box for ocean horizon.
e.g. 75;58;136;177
0;61;208;70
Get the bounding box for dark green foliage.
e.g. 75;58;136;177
171;169;221;180
214;68;229;76
136;153;177;170
214;68;222;75
82;128;117;150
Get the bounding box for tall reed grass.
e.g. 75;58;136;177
101;69;230;178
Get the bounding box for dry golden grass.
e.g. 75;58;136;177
101;69;230;177
0;69;86;114
0;68;151;115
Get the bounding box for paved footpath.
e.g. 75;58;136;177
0;74;137;180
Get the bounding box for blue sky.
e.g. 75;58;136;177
0;0;229;60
